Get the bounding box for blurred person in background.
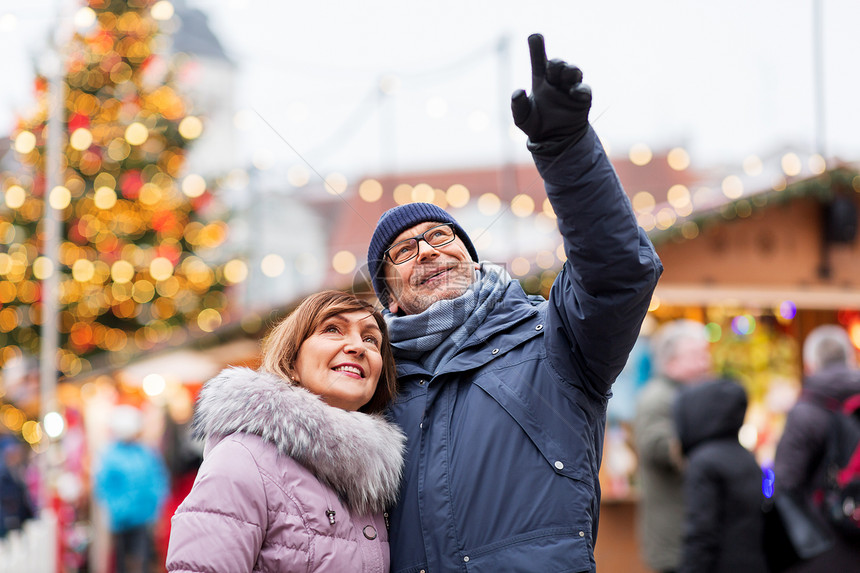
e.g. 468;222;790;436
773;324;860;571
633;319;712;573
94;405;168;573
0;436;36;538
674;378;769;573
166;290;405;572
365;33;662;573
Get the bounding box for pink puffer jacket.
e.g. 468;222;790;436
166;367;406;573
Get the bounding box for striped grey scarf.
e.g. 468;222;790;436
385;262;511;374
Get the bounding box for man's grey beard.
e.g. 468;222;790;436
397;264;477;315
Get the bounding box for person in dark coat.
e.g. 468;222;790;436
674;379;769;573
0;437;35;538
773;324;860;572
365;33;662;572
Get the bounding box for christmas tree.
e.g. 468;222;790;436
1;0;231;378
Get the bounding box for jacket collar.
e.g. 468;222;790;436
193;367;405;515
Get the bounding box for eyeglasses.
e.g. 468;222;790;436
384;223;457;265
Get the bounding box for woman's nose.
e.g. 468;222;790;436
343;332;365;355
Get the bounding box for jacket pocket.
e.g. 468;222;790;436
473;371;590;484
463;527;593;572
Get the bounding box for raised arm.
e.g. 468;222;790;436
511;34;662;397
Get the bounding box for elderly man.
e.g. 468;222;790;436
366;34;662;572
632;319;712;573
773;324;860;572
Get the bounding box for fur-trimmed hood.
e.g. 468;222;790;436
192;367;405;515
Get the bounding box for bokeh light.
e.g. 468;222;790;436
778;300;797;320
446;184;470;208
4;185;26;209
178;116;203;139
731;314;756;336
125;122;149;145
332;251;356;274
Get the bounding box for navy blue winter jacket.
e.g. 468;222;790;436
387;128;663;573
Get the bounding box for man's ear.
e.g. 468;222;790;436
388;300;399;314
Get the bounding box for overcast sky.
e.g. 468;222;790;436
3;0;859;181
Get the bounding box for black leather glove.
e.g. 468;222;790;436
511;34;592;156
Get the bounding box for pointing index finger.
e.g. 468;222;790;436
528;33;547;83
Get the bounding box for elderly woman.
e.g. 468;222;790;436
166;290;405;573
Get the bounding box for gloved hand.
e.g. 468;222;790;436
511;34;592;156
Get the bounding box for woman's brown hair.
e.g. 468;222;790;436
260;290;397;414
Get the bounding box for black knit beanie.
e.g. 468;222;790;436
367;202;479;307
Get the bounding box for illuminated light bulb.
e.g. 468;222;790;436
5;185;26;209
178;116;203;139
223;259;249;284
44;412;65;438
181;174;206;197
14;131;36;154
742;155;763;176
125;122;149;145
93;186;117;209
731;315;756;336
21;420;42;445
721;175;743;199
632;191;656;214
69;128;93;151
446;184;470;208
778;300;797;320
142;374;166;396
655;208;676;230
331;251;356;274
197;309;222;333
49;186;71;209
780;153;802;177
72;259;95;282
667;147;690;171
705;322;722;342
511;194;535;218
32;257;54;280
667;185;691;209
629;143;652;166
287;165;309;186
809;154;826;175
511;257;530;277
358;179;383;203
477;193;500;216
111;260;135;284
324;173;348;195
411;183;434;203
393;184;413;205
261;254;285;277
542;198;556;219
74;6;96;29
149;257;174;281
151;0;175;21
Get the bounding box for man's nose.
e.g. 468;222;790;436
415;239;440;260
